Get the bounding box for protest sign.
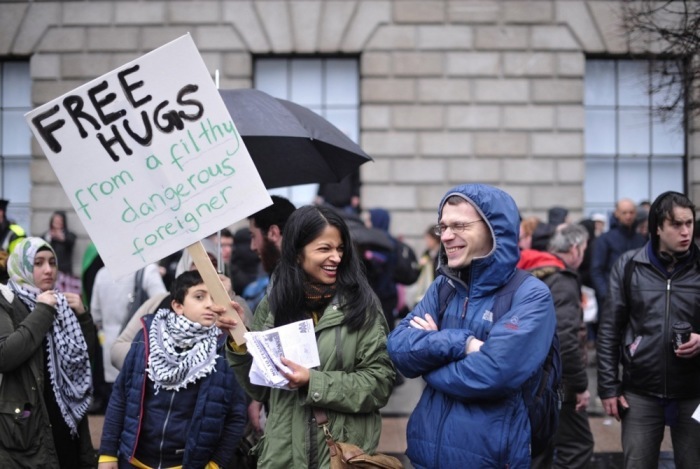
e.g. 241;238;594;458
25;34;271;279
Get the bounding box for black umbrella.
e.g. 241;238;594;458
219;89;373;189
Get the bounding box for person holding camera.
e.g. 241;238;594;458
597;191;700;468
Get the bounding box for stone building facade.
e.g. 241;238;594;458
0;0;697;268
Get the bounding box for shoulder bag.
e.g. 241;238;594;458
312;408;403;469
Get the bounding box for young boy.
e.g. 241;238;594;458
98;270;247;469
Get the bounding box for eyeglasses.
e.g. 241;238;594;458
433;220;484;236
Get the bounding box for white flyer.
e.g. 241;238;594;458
245;319;320;389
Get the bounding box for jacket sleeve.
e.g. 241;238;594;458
99;335;135;457
423;279;556;400
0;301;54;372
211;367;248;467
548;274;587;395
387;280;475;379
301;312;396;413
596;253;630;400
590;234;610;301
111;294;163;370
144;264;168;297
90;270;104;328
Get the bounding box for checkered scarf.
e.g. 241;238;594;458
7;237;92;436
147;308;219;393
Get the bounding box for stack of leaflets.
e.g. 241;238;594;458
245;319;320;389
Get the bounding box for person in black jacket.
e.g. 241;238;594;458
590;198;646;305
597;191;700;469
520;224;594;469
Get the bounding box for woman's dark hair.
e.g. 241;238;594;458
268;205;377;331
171;270;204;305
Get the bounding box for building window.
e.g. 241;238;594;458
254;57;359;208
584;58;685;216
0;60;32;231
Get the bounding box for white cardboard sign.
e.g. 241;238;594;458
25;35;271;278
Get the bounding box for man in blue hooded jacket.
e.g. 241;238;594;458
387;184;556;468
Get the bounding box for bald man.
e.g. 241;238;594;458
590;198;646;304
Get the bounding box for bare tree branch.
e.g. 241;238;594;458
622;0;700;120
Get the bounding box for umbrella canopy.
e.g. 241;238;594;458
219;89;373;189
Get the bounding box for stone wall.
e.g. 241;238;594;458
0;0;696;265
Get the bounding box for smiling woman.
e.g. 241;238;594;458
225;205;397;469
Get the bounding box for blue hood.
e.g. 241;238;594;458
437;184;521;297
369;208;390;232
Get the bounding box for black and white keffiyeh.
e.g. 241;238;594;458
147;308;219;393
7;237;92;436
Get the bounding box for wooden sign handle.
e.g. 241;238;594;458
187;240;248;345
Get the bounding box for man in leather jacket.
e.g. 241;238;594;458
597;191;700;468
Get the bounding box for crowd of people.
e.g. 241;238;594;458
0;185;698;468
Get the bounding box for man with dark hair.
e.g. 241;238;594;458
243;195;296;435
247;195;296;275
598;191;700;468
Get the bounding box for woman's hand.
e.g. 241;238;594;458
37;290;58;308
279;356;310;389
64;292;87;315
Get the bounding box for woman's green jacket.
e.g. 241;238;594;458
226;295;396;469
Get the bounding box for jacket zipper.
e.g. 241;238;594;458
433;399;453;468
157;392;177;468
460;297;469;319
664;279;671;397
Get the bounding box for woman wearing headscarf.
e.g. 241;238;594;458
0;237;96;468
222;205;396;468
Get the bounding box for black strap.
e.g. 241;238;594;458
121;268;145;332
490;269;531;323
437;269;531;324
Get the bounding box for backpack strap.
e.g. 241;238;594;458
436;276;456;321
435;269;531;323
490;269;532;323
620;252;637;305
491;269;555;399
616;248;645;334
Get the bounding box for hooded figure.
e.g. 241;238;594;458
388;184;555;468
547;206;569;227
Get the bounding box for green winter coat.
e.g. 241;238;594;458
227;295;396;469
0;284;96;468
0;286;59;468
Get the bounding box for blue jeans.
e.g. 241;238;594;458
622;392;700;469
